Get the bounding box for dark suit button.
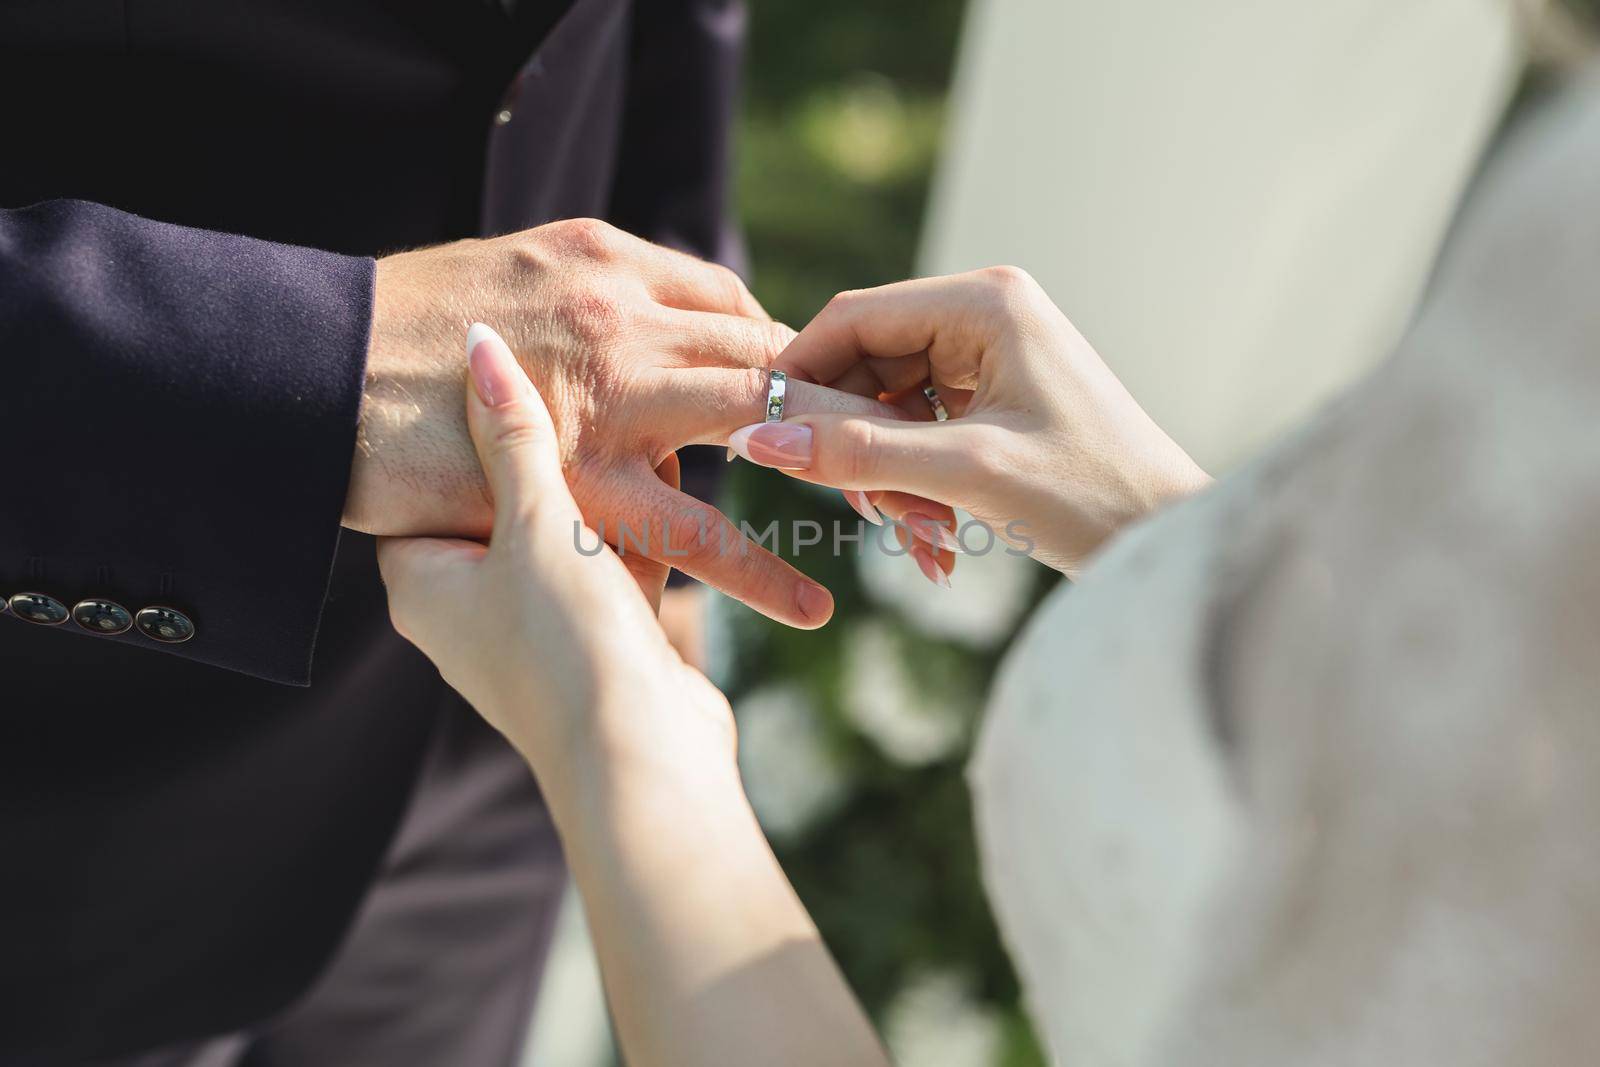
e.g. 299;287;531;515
135;605;195;643
73;598;133;635
9;592;70;625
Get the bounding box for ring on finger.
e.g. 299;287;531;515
765;369;788;422
922;384;950;422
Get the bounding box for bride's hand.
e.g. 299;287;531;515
380;325;893;1067
377;324;735;804
726;269;1210;575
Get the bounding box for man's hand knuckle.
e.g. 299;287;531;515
742;366;769;408
509;240;552;277
709;263;748;306
552;217;616;260
557;291;626;349
764;320;798;356
671;506;723;560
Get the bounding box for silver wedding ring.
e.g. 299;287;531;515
923;384;949;422
765;369;788;422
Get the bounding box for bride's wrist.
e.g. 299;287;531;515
548;721;747;842
1101;451;1210;537
1145;450;1212;509
1020;445;1210;574
497;675;741;830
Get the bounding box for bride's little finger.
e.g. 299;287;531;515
837;489;956;542
872;494;961;554
878;494;960;583
891;522;954;589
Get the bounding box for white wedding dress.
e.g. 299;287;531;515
921;0;1525;475
969;67;1600;1067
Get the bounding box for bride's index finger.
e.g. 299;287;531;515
775;274;999;386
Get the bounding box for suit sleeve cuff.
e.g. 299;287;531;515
0;200;374;685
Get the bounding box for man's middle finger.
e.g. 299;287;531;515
655;309;798;371
638;244;772;320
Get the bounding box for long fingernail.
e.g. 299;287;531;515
727;423;813;470
905;512;961;554
466;322;526;408
910;544;952;589
844;490;883;526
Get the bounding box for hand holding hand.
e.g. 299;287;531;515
348;218;907;627
729;268;1210;575
380;324;888;1067
377;324;735;803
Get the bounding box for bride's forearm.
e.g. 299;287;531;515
546;737;891;1067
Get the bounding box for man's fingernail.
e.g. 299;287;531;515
905;512;961;554
910;544;952;589
727;423;813;470
796;581;833;623
844;490;883;525
466;322;526;408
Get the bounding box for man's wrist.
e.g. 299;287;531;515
343;251;483;536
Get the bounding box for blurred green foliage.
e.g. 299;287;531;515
738;0;966;323
725;1;1051;1064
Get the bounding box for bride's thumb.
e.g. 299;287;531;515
464;322;576;534
727;412;973;503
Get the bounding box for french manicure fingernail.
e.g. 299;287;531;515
466;322;527;408
905;511;961;554
844;490;883;526
910;544;952;589
726;423;813;470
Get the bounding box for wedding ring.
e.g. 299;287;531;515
765;369;788;422
923;384;950;422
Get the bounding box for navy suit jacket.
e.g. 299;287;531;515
0;0;742;1060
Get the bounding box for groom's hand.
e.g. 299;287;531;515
345;218;876;628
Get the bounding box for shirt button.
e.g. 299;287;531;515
495;69;524;126
73;598;133;635
9;592;70;625
135;605;196;643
